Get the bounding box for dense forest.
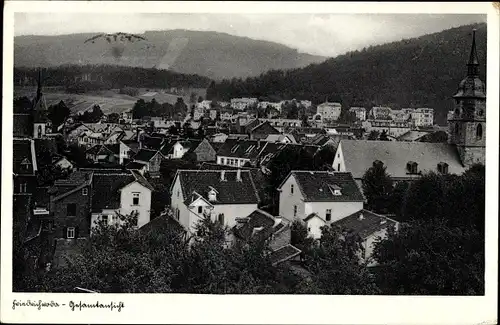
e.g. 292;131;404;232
206;23;487;125
14;30;325;80
14;64;212;91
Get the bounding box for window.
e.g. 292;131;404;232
82;188;88;196
290;184;294;195
326;209;332;222
218;213;224;224
112;215;118;223
221;158;225;165
67;203;76;217
478;109;484;117
101;215;108;224
176;209;180;220
454;123;459;135
21;158;31;171
337;163;341;171
132;193;140;205
198;206;203;214
406;161;418;174
19;182;27;193
293;205;298;217
476;124;483;140
67;227;75;239
437;162;449;174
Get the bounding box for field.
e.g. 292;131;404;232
14;87;206;115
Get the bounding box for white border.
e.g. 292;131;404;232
2;2;498;324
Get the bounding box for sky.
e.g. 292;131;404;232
14;13;486;57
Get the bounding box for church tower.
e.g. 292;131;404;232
448;29;486;167
32;68;52;139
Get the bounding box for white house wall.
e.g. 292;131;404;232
279;175;305;221
332;143;346;172
304;201;364;224
120;181;151;228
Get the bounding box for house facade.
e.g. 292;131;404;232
170;169;260;234
278;171;365;225
317;102;342;121
90;170;153;229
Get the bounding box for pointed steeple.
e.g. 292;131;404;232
36;67;42;103
467;29;479;76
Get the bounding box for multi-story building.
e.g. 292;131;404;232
369;106;392;120
230;98;258;111
348;107;367;121
316;102;342;121
411;108;434;127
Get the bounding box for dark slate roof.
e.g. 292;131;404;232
142;136;165;150
332;209;398;239
86;144;104;156
339;140;466;179
50;171;93;197
139;213;185;234
176;170;259;205
233;209;276;241
13;114;33;138
216;139;267;159
133;149;158;162
13;139;35;175
250;121;280;135
131;170;154;191
121;140;140;153
283;171;365;202
269;244;302;266
91;172;136;212
126;161;147;170
105;144;120;155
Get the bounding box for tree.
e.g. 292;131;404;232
174;97;187;115
367;130;380;140
108;113;120;124
30;211;188;293
196;125;205;139
301;224;380;294
372;220;484;295
77;105;104;123
183;121;194;138
168;124;179;135
361;161;393;214
419;131;448;143
132;99;148;119
48;100;70;130
198;96;204;103
379;129;390;141
301;113;310;127
290;220;315;255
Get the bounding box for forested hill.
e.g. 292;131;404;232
206;23;487;125
14;30;325;80
14;64;212;90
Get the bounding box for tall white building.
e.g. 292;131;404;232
349;107;367;121
317;102;342;121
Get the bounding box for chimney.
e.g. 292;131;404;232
220;170;226;181
358;213;364;221
236;169;242;182
257;139;261;148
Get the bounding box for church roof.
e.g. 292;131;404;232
454;29;486;99
338;140;465;179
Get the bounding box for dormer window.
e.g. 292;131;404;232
437;162;449;174
407;161;418;174
21;158;31;171
328;184;342;196
208;187;218;202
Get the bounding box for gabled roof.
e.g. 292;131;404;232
303;212;326;223
268;244;302;266
130;170;154;191
280;171;364;202
173;169;260;205
91;172;136;212
331;209;398;239
133;149;159;162
264;134;297;144
50;171;93;201
141;136;164;150
250;121;280;134
216;139;267;159
126;161;147;170
232;209;277;241
338;140;466;179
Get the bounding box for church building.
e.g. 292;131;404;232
332;29;486;184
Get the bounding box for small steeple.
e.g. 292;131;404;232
36;67;43;103
467;29;479;76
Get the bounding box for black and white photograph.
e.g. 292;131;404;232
2;2;498;324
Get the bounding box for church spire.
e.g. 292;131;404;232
467;29;479;76
36;67;43;103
